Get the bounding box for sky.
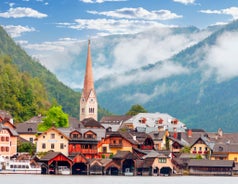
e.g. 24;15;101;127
1;0;238;89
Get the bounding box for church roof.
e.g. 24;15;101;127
82;40;95;100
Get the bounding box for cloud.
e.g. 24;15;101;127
0;7;47;18
202;31;238;82
173;0;195;5
97;60;190;92
80;0;127;3
88;7;182;20
122;83;179;104
67;18;170;35
200;7;238;19
2;25;36;37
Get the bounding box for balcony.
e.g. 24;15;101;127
141;145;153;150
109;143;123;148
81;149;98;154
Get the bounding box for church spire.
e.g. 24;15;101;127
83;39;94;100
80;40;98;121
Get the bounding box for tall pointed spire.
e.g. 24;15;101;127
80;40;98;121
83;39;94;100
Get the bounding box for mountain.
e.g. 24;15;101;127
0;26;110;121
95;20;238;132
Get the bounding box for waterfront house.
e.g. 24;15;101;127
89;158;112;175
36;127;69;156
40;151;73;174
68;118;105;159
97;130;154;158
0;122;18;159
211;143;238;162
188;159;235;176
136;150;173;176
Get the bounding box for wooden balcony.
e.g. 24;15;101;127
109;143;123;148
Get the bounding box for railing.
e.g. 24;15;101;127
109;143;123;148
141;145;153;150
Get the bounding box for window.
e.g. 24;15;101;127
6;137;9;141
51;133;55;139
82;108;85;113
6;147;9;152
1;137;4;141
42;143;46;149
51;144;55;149
199;147;202;151
28;128;33;132
61;136;64;139
29;138;33;142
193;147;196;151
102;147;107;153
159;158;167;163
60;143;64;149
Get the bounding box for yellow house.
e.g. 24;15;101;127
36;127;69;156
190;137;211;158
211;143;238;162
98;131;133;157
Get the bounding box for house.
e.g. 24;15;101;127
188;159;235;176
0;122;18;158
136;150;173;176
68;118;105;159
89;158;112;175
189;136;214;158
122;113;187;133
36;127;69;156
97;130;154;158
40;151;73;174
211;143;238;162
100;115;132;132
149;131;167;150
16;115;43;143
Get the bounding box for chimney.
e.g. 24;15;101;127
187;129;192;138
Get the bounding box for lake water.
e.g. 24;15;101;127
1;175;238;184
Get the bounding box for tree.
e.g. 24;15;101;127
126;104;147;116
17;142;36;156
37;106;69;131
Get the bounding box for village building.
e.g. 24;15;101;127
68;118;105;159
100;115;132;132
35;127;69;156
97;130;154;158
121;113;187;133
16;115;43;143
79;40;98;121
0;110;18;159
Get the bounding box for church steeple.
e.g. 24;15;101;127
80;40;98;121
83;40;94;100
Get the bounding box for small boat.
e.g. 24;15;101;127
0;159;41;174
58;166;70;175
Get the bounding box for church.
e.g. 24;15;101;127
79;40;98;121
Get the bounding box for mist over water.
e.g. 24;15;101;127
1;175;238;184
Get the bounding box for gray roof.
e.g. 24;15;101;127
0;123;18;136
123;112;187;133
16;116;43;134
188;159;234;167
213;143;238;153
